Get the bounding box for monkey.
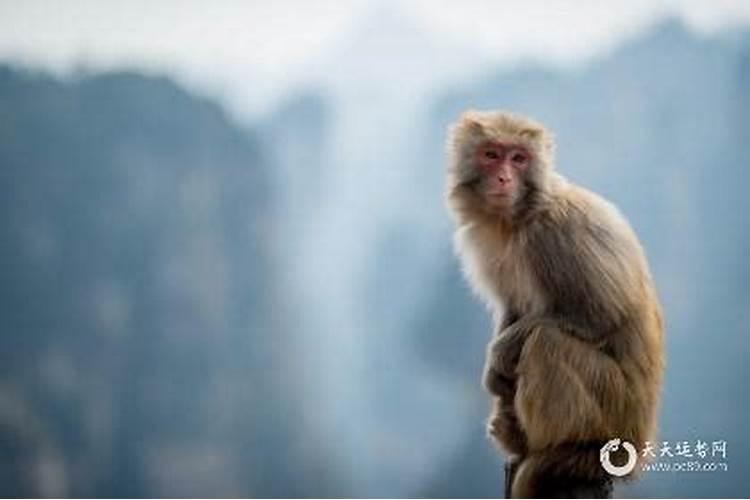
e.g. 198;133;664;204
445;110;664;498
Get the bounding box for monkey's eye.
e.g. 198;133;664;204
510;152;528;165
484;150;500;160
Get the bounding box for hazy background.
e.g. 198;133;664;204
0;1;749;497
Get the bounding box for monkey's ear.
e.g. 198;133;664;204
519;127;543;141
454;110;486;137
521;127;556;158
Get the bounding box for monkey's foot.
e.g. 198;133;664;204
488;406;527;457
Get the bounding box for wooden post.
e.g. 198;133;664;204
503;459;613;498
504;459;518;498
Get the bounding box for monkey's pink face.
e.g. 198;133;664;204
474;141;531;206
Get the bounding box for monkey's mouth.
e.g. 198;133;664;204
486;187;514;198
485;179;515;197
484;189;517;208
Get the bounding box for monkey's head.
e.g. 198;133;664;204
447;110;555;219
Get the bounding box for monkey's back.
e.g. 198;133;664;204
532;179;665;449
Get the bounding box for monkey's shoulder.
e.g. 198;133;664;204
525;184;652;321
531;183;641;254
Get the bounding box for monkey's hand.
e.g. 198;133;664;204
483;316;542;397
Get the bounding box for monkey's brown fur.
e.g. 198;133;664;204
445;111;664;498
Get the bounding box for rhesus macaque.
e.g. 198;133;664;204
445;111;664;498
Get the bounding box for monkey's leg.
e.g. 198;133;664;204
515;322;628;449
511;324;627;498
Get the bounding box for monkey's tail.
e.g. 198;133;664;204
512;441;614;498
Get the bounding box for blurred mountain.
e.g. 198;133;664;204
0;15;748;500
0;67;341;497
418;19;750;498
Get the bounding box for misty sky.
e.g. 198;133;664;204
1;0;749;115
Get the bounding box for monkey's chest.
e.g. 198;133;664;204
459;227;545;315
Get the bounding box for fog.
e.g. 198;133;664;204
0;2;748;497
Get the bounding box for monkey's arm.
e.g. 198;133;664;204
526;204;640;341
484;314;544;385
484;313;530;457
